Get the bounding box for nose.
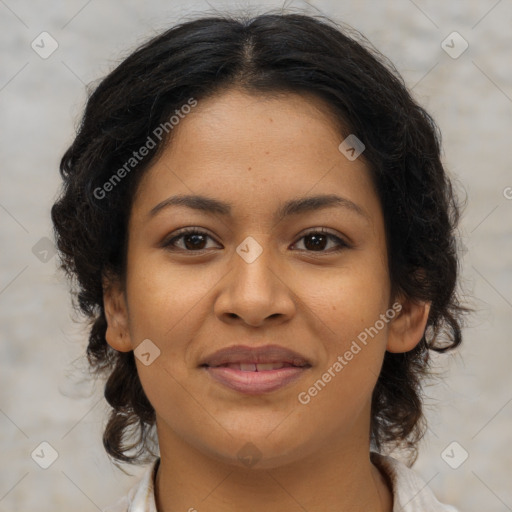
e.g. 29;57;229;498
213;237;296;327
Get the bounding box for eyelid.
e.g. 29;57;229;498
162;226;220;248
162;226;350;253
299;227;347;240
293;227;350;250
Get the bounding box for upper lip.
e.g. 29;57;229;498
200;344;311;367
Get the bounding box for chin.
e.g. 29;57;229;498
202;429;314;471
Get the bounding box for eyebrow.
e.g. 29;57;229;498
148;193;368;222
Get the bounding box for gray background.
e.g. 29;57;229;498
1;1;511;510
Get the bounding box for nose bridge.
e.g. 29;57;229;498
215;234;295;325
233;234;278;296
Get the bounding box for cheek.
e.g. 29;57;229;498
125;258;214;432
124;252;224;363
294;278;390;442
126;249;189;319
293;254;390;402
298;256;390;342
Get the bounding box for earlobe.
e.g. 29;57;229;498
386;297;431;353
103;275;132;353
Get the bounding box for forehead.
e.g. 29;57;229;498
171;88;346;160
132;88;380;225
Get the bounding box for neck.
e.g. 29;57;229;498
154;418;393;512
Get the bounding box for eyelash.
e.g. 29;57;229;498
162;227;349;254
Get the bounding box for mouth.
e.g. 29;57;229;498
213;362;301;371
200;344;311;367
200;345;311;394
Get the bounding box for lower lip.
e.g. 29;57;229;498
203;366;309;394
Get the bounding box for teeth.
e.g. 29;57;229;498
225;363;289;371
256;363;285;371
239;363;257;372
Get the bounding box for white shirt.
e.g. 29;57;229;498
103;453;459;512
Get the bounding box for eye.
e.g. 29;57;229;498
292;228;349;253
162;227;349;253
162;228;219;252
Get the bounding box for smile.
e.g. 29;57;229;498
203;364;309;394
217;362;295;371
200;344;312;394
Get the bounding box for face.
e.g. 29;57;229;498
104;88;428;469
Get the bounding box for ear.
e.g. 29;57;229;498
102;273;132;353
386;296;431;353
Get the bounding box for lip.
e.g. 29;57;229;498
204;366;309;394
200;344;311;395
200;344;311;367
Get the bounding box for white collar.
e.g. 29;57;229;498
104;454;458;512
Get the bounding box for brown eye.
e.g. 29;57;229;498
163;228;349;254
163;229;219;251
293;230;348;253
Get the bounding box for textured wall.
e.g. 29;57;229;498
1;1;511;511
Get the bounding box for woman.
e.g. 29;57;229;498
51;11;465;512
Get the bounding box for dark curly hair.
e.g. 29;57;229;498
51;11;466;467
